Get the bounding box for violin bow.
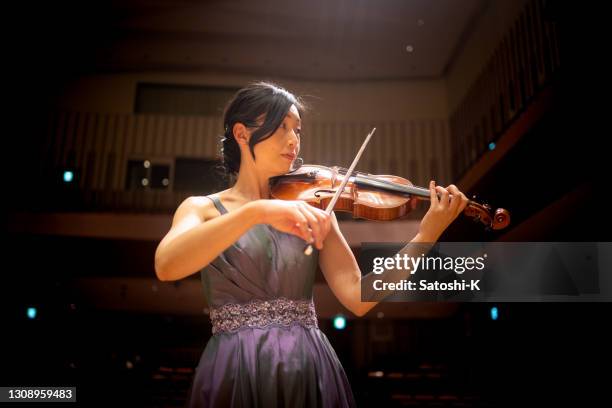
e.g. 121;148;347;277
303;127;377;255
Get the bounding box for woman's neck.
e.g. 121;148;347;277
230;171;271;201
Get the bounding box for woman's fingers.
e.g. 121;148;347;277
298;205;321;248
300;203;332;249
293;210;313;243
459;193;469;212
436;185;450;209
429;180;439;208
312;208;332;249
317;209;332;243
418;183;470;241
447;184;469;217
446;184;462;213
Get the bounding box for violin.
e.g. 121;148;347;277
269;164;510;231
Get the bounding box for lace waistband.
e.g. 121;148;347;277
209;297;319;334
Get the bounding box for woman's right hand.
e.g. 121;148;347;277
255;199;331;250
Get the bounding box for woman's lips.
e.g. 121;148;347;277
282;154;295;161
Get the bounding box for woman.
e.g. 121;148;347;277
154;82;469;407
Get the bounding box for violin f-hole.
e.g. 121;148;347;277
314;189;336;198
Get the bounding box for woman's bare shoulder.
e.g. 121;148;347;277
188;189;231;221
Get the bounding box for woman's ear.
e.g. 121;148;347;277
232;123;250;145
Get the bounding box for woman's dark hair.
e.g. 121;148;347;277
218;82;304;179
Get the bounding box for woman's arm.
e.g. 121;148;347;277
154;196;262;281
156;195;334;282
318;211;434;317
318;182;468;317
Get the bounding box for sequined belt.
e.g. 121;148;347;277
209;297;319;334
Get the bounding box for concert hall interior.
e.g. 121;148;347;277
3;0;609;406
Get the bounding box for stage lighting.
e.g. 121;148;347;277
333;314;346;330
490;306;498;321
63;170;74;183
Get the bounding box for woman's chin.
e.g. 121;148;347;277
280;161;293;172
271;166;290;177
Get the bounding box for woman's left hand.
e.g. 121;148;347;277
416;181;469;242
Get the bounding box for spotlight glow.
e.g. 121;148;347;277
333;314;346;330
63;171;74;183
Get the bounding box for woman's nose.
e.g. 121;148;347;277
288;130;299;145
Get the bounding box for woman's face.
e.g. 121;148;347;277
252;104;301;176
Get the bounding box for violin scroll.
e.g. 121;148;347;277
463;201;511;230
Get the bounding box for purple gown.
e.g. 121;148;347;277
185;195;357;407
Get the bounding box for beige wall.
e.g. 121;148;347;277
54;72;448;122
